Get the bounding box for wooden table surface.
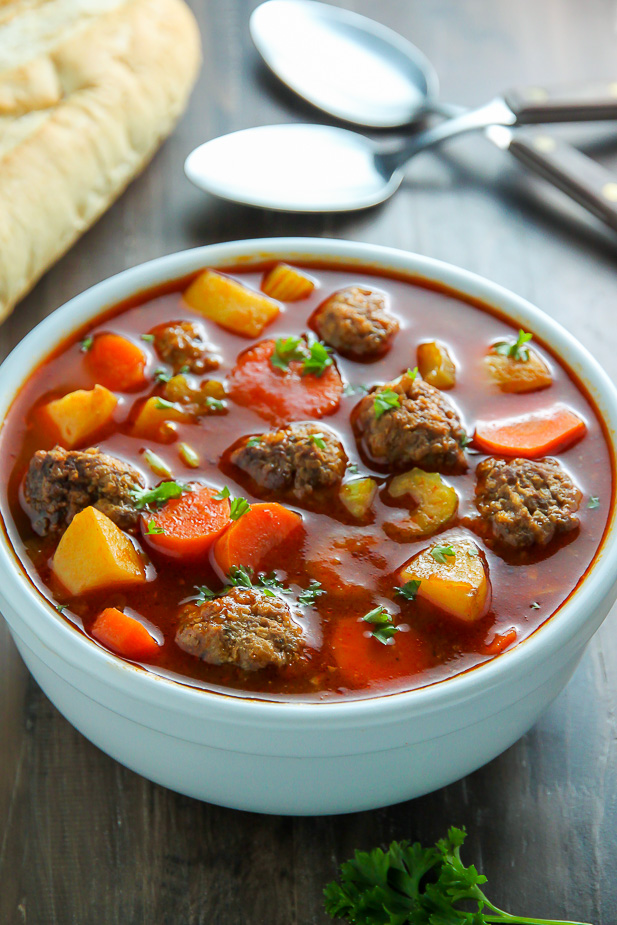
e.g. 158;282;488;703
2;1;617;922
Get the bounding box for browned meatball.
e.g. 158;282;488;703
312;286;399;358
175;587;303;671
229;422;347;499
353;373;467;472
475;456;581;549
152;321;219;374
23;446;144;536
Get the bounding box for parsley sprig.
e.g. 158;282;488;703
298;580;326;607
374;389;401;419
362;605;400;645
131;480;191;510
395;580;421;601
494;329;533;362
431;544;456;564
214;486;250;520
324;826;590;925
270;335;333;377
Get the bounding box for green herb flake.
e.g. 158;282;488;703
302;340;333;377
361;605;400;645
460;433;474;448
395;579;421;601
431;544;456;564
214;486;231;500
194;584;218;603
205;395;225;412
494;328;533;362
324;825;589;925
141;333;155;343
131;480;191;510
256;572;293;598
373;388;401;419
270;336;307;371
405;366;419;381
530;601;541;610
298;580;326;607
309;432;327;450
154;397;177;411
227;565;254;589
146;520;165;535
80;335;94;353
347;462;359;475
343;382;369;397
56;604;68;614
154;367;172;384
229;496;251;521
246;436;263;448
588;495;600;509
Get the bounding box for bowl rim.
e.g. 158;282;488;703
0;236;616;725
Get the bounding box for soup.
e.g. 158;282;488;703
0;261;612;701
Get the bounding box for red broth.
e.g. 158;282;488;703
0;263;613;701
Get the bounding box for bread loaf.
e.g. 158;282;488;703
0;0;201;321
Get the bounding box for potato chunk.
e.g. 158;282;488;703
417;341;456;389
384;469;458;541
339;477;378;519
184;269;280;338
42;384;117;448
484;348;552;393
261;263;316;301
132;396;190;441
399;538;490;623
53;507;146;596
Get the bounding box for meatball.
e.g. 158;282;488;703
312;286;399;358
475;456;581;549
353;373;467;472
23;446;144;536
152;321;219;374
229;422;347;499
175;587;303;671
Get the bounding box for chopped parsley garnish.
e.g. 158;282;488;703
229;496;251;521
56;604;67;614
324;825;586;925
298;580;326;607
405;366;419;381
205;395;226;411
302;340;333;377
530;601;541;610
588;495;600;509
309;432;327;450
131;480;191;510
374;388;401;419
347;462;359;475
246;436;263;447
256;573;293;597
395;579;421;601
431;544;456;564
194;584;218;603
270;336;307;371
154;397;177;411
362;605;400;644
214;486;231;500
80;335;93;352
227;565;255;588
343;382;369;397
460;433;474;448
494;328;533;361
141;333;155;342
154;367;172;383
146;520;165;535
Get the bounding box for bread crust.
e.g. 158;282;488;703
0;0;201;321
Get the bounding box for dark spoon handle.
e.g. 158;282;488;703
507;132;617;231
505;83;617;123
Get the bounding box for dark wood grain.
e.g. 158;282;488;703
1;1;617;922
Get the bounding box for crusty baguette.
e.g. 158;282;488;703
0;0;201;322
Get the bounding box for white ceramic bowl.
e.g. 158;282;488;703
0;238;616;816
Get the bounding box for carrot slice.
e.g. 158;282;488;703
91;607;160;660
87;333;147;391
330;616;431;688
474;404;586;457
213;502;303;575
228;339;343;425
482;627;517;656
142;485;231;559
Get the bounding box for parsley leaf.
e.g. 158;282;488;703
395;580;421;601
588;496;600;509
324;826;588;925
154;367;172;384
80;335;94;353
227;565;254;588
309;432;327;450
256;572;293;598
246;436;263;447
460;433;474;449
362;605;400;645
298;580;326;607
405;366;419;381
347;462;359;475
229;496;251;520
146;519;165;535
141;333;155;342
205;396;226;412
155;397;178;411
494;329;533;362
131;480;191;510
374;388;401;419
214;486;231;500
194;584;218;603
271;336;307;371
302;340;333;377
431;544;456;564
56;604;68;614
